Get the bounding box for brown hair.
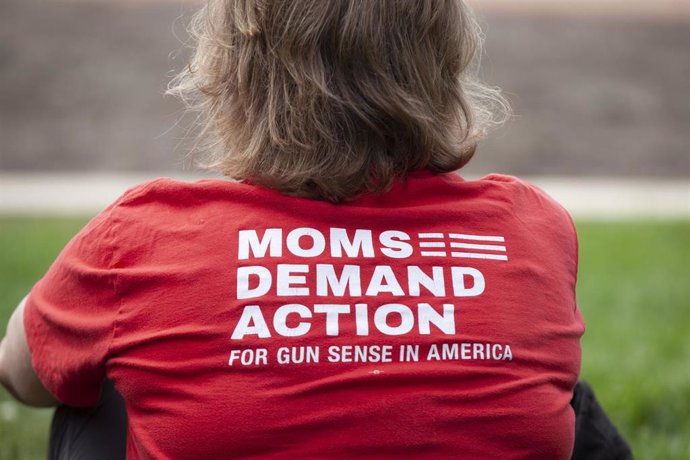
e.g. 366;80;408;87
169;0;509;202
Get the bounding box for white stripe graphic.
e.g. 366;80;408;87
418;233;444;238
449;233;505;242
449;242;506;252
451;252;509;261
421;251;447;257
419;242;446;248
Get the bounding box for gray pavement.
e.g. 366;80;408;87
1;172;687;219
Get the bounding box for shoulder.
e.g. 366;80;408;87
478;173;578;251
95;177;255;242
100;177;270;221
114;177;248;207
480;174;574;221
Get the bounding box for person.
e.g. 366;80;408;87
0;0;629;458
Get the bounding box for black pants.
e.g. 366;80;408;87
570;381;633;460
47;380;632;460
48;380;127;460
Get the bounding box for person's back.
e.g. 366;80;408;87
1;1;588;458
24;171;582;458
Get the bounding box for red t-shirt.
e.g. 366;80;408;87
25;170;584;459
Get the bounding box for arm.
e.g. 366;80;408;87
0;296;59;407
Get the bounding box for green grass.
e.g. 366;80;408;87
576;221;690;459
1;218;689;459
0;218;88;460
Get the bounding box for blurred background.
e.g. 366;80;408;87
1;0;688;177
1;0;689;458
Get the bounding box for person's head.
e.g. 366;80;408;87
170;0;509;202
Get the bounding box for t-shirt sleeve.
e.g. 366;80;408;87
23;201;123;407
